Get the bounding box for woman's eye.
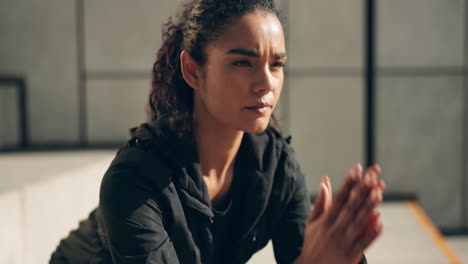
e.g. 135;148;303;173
233;60;252;67
271;61;286;68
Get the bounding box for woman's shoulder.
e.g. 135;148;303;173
260;126;300;164
246;126;302;180
264;127;306;189
101;140;174;194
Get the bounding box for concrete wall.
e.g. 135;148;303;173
0;0;79;145
465;80;468;229
374;0;466;230
0;0;180;147
464;0;468;232
0;84;19;148
83;0;180;143
282;0;468;231
285;0;365;194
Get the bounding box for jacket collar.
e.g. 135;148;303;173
130;118;282;237
235;131;280;239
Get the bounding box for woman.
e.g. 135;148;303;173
51;0;385;263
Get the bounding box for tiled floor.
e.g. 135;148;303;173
248;203;468;264
0;151;467;264
447;237;468;264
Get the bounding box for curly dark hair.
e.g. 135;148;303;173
147;0;284;137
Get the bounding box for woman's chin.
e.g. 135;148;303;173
241;120;270;133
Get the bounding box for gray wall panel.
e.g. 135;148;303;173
376;76;464;229
0;0;79;144
377;0;464;68
465;0;468;230
0;86;19;148
86;79;149;143
85;0;181;72
289;76;364;194
465;85;468;228
287;1;363;69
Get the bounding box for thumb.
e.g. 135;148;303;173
308;177;330;222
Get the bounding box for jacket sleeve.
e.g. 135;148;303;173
271;149;367;264
99;163;179;264
271;153;311;264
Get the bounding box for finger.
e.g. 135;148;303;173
350;215;383;257
347;189;382;242
353;188;383;231
324;176;332;195
323;176;332;212
370;164;381;175
370;165;385;191
325;164;362;225
330;169;377;234
308;178;328;222
366;165;379;187
377;179;386;191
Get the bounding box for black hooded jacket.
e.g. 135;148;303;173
50;119;366;264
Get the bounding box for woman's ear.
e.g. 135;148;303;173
180;50;203;90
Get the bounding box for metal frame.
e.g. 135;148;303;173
365;0;376;168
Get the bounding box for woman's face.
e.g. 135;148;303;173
194;11;286;133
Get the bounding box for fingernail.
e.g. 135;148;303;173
323;176;329;185
380;190;384;201
377;220;383;230
374;164;381;173
321;182;328;194
378;179;386;190
372;172;378;185
374;209;381;217
365;172;372;185
320;179;327;188
357;163;363;174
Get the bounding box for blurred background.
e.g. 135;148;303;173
1;0;467;263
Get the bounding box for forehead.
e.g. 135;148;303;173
208;11;285;54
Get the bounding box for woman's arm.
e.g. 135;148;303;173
99;165;179;264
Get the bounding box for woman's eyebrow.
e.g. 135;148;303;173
274;52;288;59
227;48;287;59
227;48;259;57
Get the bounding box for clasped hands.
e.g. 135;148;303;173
296;164;385;264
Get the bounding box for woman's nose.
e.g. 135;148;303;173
253;66;275;94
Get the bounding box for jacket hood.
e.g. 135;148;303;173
129;118;199;166
128;118;286;171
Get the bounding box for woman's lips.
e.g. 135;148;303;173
245;105;271;114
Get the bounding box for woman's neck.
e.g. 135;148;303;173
194;115;243;182
193;107;243;205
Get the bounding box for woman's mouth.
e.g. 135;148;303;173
245;103;271;115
